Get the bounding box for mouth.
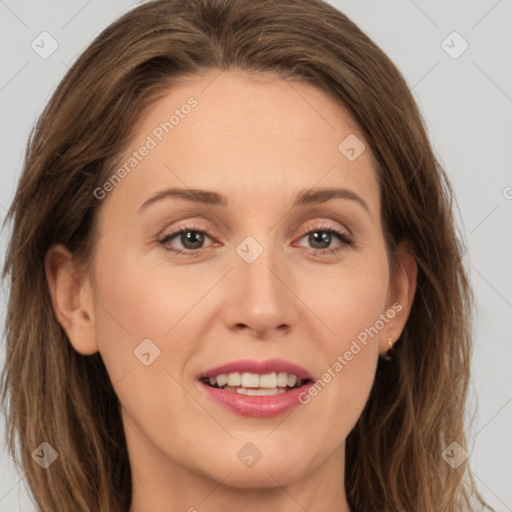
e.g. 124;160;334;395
196;359;315;417
199;372;313;396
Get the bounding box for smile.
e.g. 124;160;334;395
201;371;310;395
196;359;315;417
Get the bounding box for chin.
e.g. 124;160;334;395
195;450;310;489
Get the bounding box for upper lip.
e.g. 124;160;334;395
197;358;313;380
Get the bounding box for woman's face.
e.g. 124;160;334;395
50;69;415;501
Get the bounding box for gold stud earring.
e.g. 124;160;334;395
380;337;395;361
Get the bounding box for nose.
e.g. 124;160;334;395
222;241;299;339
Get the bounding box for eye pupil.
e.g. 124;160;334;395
309;231;331;249
182;231;204;249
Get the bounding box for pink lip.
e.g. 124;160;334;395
196;358;314;418
196;380;314;418
197;358;314;380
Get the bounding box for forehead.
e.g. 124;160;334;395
101;69;380;218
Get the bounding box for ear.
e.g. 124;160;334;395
378;241;417;356
45;244;99;355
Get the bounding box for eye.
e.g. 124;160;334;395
157;221;355;257
158;223;214;257
295;221;355;255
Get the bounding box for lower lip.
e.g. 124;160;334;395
197;380;314;418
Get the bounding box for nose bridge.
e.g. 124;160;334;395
223;233;298;336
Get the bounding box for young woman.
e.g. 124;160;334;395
1;0;495;510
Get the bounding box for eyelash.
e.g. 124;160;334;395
157;221;355;258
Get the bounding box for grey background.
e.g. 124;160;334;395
1;1;511;510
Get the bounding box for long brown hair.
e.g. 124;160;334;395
1;0;494;510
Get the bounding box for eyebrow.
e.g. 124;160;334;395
139;187;371;215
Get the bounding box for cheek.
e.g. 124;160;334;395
306;253;389;349
90;250;198;435
92;248;192;341
90;243;211;399
297;254;389;434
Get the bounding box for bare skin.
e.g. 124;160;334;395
46;69;417;512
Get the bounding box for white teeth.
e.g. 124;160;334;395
224;386;286;396
276;372;288;387
245;388;285;396
227;372;241;386
241;372;260;387
216;374;228;387
260;372;277;388
205;371;307;390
